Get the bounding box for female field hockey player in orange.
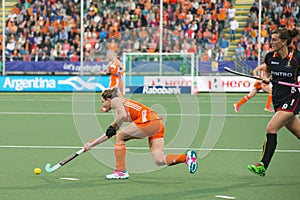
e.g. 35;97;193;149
84;87;198;179
116;56;125;96
100;58;123;112
233;63;274;113
107;58;120;89
99;57;123;112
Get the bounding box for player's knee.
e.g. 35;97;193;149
114;132;125;143
266;124;275;133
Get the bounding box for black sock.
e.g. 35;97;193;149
260;133;277;169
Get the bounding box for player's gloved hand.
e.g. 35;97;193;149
99;107;108;112
262;79;270;85
106;125;117;137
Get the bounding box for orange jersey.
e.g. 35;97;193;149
109;62;119;75
123;99;161;124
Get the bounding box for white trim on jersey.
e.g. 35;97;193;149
124;101;142;111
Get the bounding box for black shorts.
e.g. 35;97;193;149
273;94;300;114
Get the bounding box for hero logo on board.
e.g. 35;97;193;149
143;86;181;94
3;77;56;91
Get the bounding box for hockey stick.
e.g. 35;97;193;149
45;148;85;173
224;67;300;88
224;67;262;80
45;134;108;173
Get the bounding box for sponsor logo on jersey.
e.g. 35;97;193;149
271;61;279;65
271;71;293;77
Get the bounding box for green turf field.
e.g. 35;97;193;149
0;93;299;200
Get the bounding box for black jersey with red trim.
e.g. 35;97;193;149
265;49;300;104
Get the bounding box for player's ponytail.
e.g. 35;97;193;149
102;87;120;100
288;28;300;40
278;27;300;46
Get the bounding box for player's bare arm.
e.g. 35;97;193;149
111;97;127;129
253;63;267;76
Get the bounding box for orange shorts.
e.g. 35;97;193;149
135;119;165;142
254;82;263;90
109;76;119;88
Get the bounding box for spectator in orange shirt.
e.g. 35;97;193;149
172;25;181;40
287;16;295;29
139;26;148;41
197;5;204;16
203;28;211;43
260;25;268;41
217;7;226;30
177;11;186;24
211;8;217;21
8;21;18;35
181;0;192;11
269;21;277;33
11;5;20;14
147;38;157;53
195;30;203;43
107;39;119;54
135;5;142;15
223;0;231;9
110;30;121;41
279;15;288;27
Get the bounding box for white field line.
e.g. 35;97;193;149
60;178;79;181
0;111;272;117
0;98;269;104
215;195;236;199
0;96;270;103
0;145;299;153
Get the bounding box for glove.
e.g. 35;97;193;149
262;79;270;85
99;107;108;112
106;125;117;137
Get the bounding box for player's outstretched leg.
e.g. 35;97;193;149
185;150;198;174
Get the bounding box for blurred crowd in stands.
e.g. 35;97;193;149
234;0;300;61
0;0;300;62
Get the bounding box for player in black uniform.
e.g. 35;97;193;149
248;27;300;176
